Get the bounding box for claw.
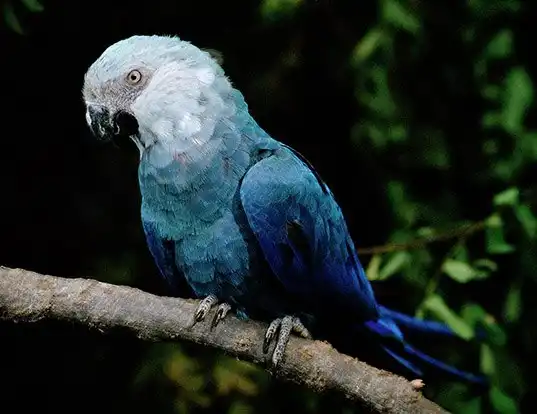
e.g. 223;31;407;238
192;294;218;326
263;316;311;369
263;318;281;353
211;303;232;329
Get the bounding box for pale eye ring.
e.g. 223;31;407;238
126;69;142;85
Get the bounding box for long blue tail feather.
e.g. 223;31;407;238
379;306;456;337
365;316;488;386
381;345;424;377
400;342;488;385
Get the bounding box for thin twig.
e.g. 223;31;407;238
356;221;487;255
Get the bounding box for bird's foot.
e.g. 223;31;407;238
211;303;232;329
193;294;218;323
191;294;232;328
263;315;311;369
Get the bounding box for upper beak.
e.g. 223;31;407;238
86;104;114;140
86;104;139;141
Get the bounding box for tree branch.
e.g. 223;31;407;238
0;266;449;414
356;220;487;255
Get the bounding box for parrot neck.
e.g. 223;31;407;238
137;93;273;238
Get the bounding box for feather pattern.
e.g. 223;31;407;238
83;35;487;385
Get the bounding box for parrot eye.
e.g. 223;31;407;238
126;69;142;85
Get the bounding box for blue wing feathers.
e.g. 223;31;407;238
240;142;487;385
240;144;380;320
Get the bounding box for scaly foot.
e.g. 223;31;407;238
211;303;232;329
193;294;218;323
263;315;311;369
191;295;233;328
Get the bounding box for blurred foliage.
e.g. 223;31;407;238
2;0;537;414
352;1;533;412
2;0;43;34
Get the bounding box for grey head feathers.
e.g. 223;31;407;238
82;35;237;164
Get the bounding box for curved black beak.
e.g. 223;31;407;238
87;104;113;140
86;105;139;142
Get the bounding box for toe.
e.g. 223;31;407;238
263;318;281;354
211;303;232;329
192;294;218;325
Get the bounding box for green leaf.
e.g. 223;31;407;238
502;67;533;134
3;3;24;34
378;251;410;280
485;213;502;227
468;0;521;17
229;402;253;414
503;283;522;323
473;258;498;272
387;180;417;226
436;383;480;414
352;28;385;65
457;398;481;414
483;29;513;60
453;243;470;262
482;111;502;128
260;0;302;21
489;387;518;414
442;259;488;283
20;0;44;12
423;295;474;340
365;254;382;281
483;317;508;347
485;218;515;254
514;204;537;238
482;85;502;102
493;187;519;206
381;0;421;34
416;227;435;237
480;343;495;376
461;303;487;327
489;349;526;396
461;304;506;346
419;131;449;168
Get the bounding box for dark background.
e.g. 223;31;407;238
1;1;535;413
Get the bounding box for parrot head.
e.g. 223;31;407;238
82;35;229;156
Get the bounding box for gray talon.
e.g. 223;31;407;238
263;318;281;353
211;303;232;329
193;294;218;325
292;318;312;339
263;316;311;368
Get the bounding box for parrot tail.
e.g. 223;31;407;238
379;305;488;341
364;310;488;386
378;305;456;336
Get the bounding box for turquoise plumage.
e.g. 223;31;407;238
83;35;486;385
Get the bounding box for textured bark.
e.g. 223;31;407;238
0;266;449;414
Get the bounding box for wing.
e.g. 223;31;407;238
239;143;379;321
142;219;194;298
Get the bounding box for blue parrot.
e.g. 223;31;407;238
83;35;486;385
